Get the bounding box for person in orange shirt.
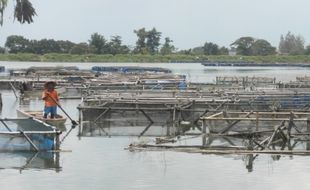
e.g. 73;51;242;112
42;81;59;119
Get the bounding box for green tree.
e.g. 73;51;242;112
57;40;75;54
251;39;276;55
146;28;161;54
232;37;275;56
192;46;203;54
134;28;148;54
0;0;36;25
134;27;161;54
108;35;130;55
70;43;90;54
231;37;255;55
178;49;192;55
26;39;61;54
89;33;107;54
305;45;310;55
219;46;229;55
37;39;61;54
203;42;219;55
0;46;5;53
26;39;39;53
5;35;29;53
160;37;175;55
279;32;305;55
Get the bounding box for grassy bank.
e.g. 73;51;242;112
0;53;310;63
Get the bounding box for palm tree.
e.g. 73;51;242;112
0;0;36;26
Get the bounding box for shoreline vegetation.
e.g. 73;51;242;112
0;53;310;64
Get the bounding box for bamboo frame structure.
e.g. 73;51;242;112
0;118;62;152
200;111;310;134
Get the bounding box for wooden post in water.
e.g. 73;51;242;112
201;119;210;147
256;111;259;131
242;77;246;89
246;154;254;172
55;133;60;150
307;119;310;151
191;100;196;125
202;119;206;147
288;112;294;137
0;93;2;107
55;152;61;173
202;119;207;134
78;108;84;136
171;106;176;136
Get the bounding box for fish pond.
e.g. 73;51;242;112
0;62;310;190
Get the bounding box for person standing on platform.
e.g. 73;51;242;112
42;81;59;119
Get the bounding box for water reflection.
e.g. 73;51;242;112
79;125;180;137
129;134;310;173
0;152;61;173
206;136;310;172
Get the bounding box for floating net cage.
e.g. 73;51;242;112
0;118;60;151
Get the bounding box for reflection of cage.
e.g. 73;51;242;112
0;152;61;172
0;118;61;151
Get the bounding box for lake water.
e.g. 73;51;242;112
0;62;310;190
0;61;310;82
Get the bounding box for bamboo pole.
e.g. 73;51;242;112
93;108;111;123
78;108;84;136
138;109;154;137
201;117;308;122
220;112;253;134
55;133;60;150
20;132;39;151
0;131;59;135
0;120;12;132
9;82;18;99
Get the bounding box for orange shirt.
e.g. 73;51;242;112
42;89;59;107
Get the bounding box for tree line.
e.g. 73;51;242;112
1;2;310;56
1;27;175;55
1;29;310;56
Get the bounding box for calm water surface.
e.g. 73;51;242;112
0;62;310;190
0;61;310;82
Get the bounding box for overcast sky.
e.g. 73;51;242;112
0;0;310;49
